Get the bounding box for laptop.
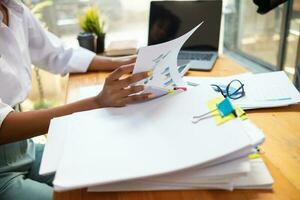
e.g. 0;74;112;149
148;0;222;71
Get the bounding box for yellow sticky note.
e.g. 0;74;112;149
248;153;261;159
168;89;175;94
235;107;248;120
206;97;248;125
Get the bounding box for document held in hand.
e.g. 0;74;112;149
133;22;204;96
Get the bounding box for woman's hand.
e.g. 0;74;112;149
95;63;153;107
110;55;137;69
88;55;137;71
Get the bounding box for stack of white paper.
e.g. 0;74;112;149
39;23;274;192
87;158;273;192
40;85;273;192
184;71;300;110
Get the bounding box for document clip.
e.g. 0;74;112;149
192;97;247;125
256;146;265;154
248;146;265;160
216;98;236;117
168;86;188;94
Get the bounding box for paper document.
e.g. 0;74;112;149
87;158;249;192
39;116;71;175
233;158;274;189
133;22;203;96
184;71;300;109
236;72;300;108
88;158;273;192
40;118;264;176
52;85;253;191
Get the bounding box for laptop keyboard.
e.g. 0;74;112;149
178;52;214;61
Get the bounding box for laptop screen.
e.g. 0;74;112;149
148;0;222;51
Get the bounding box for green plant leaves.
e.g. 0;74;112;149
79;6;105;37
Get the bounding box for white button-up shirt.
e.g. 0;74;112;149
0;0;95;128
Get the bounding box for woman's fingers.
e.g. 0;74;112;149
106;64;149;89
98;63;154;108
122;93;154;105
119;85;145;97
106;64;135;82
118;71;149;88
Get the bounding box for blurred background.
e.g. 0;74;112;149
21;0;300;112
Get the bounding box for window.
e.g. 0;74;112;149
224;0;285;70
283;0;300;78
40;0;152;47
223;0;300;78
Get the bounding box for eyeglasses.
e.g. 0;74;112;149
211;79;245;100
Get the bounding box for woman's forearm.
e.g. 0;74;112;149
88;55;136;71
88;55;116;71
0;97;102;144
0;63;150;145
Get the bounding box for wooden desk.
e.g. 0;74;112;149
54;56;300;200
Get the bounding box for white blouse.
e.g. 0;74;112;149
0;0;95;127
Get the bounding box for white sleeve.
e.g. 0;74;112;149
0;99;14;128
25;6;96;75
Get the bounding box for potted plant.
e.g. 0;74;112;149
79;6;106;53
